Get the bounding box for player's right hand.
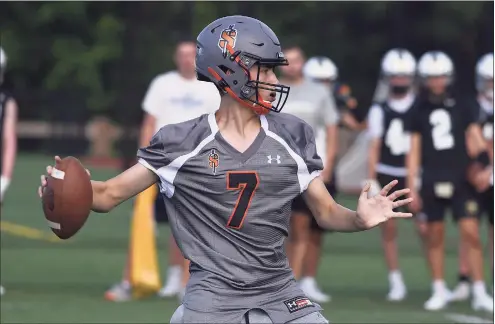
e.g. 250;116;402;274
38;156;91;198
408;189;422;214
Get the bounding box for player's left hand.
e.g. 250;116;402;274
473;167;493;192
356;180;413;230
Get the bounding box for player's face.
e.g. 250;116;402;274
425;76;449;95
481;78;494;100
389;75;413;87
174;42;197;77
249;64;279;103
279;48;304;79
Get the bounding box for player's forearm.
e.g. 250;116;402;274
406;134;421;190
406;153;419;191
90;180;117;213
91;164;158;213
315;201;364;233
324;126;338;177
2;100;18;180
367;139;380;179
2;135;17;179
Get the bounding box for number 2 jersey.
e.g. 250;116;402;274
405;95;478;183
137;112;323;322
367;93;416;177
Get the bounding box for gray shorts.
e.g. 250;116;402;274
170;305;329;324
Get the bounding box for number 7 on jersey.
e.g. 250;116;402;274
226;171;259;229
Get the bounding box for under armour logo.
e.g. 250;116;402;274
267;155;281;164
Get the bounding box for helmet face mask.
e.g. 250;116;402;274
196;16;290;115
230;50;290;114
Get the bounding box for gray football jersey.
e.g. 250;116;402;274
137;112;324;323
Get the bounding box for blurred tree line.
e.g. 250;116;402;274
1;1;493;154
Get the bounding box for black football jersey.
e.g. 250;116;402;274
405;96;477;183
378;101;415;169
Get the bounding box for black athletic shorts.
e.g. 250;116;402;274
478;186;494;225
291;180;337;232
420;178;480;223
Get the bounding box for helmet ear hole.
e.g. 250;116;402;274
219;65;235;75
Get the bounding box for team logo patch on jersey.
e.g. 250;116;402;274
218;24;237;56
284;296;314;313
465;199;479;215
208;149;220;175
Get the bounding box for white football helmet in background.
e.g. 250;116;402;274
303;56;338;81
0;47;6;70
381;48;417;76
417;51;454;78
475;53;493;101
0;47;6;85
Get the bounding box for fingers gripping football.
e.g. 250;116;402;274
40;156;93;239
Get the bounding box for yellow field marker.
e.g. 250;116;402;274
0;220;64;243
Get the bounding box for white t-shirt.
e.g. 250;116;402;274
281;79;339;165
142;71;221;133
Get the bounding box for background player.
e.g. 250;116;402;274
0;47;19;297
406;51;493;312
40;15;414;324
280;48;339;303
366;48;427;302
451;52;494;302
105;40;220;301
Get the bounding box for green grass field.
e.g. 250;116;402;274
1;154;493;323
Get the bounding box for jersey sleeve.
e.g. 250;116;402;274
367;104;384;139
265;114;324;193
302;124;324;175
137;116;213;197
142;75;167;118
137;129;176;196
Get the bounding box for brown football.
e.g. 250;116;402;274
42;156;93;239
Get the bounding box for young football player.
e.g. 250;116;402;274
406;51;493;312
40;16;413;323
366;48;427;302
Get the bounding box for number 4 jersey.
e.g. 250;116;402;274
137;112;323;323
405;95;478;183
368;93;416;177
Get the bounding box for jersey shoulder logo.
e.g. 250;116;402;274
218;24;237;55
208;149;220;175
